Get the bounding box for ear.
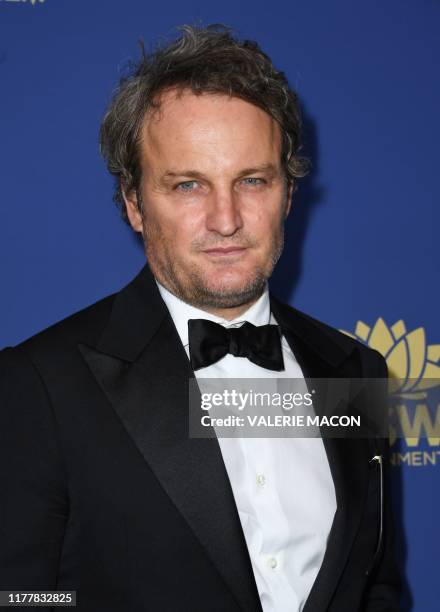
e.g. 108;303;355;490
122;186;143;233
284;181;294;218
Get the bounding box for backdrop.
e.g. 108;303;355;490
1;1;438;609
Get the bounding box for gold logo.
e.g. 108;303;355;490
343;317;440;399
343;318;440;466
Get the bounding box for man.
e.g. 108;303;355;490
0;25;401;611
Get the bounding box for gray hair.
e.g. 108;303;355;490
100;24;310;223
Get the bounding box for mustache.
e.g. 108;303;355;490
192;233;257;250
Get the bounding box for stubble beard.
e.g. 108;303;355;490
142;216;285;311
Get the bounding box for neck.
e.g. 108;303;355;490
193;296;262;321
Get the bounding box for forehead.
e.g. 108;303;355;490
139;88;282;165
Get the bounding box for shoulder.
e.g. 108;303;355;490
0;291;116;369
271;295;388;377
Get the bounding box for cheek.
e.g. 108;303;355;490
159;209;204;253
244;206;283;242
242;190;285;223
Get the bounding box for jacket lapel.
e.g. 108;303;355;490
78;264;262;612
270;296;371;612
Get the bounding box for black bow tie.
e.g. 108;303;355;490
188;319;285;371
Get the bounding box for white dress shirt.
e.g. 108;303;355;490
157;281;337;612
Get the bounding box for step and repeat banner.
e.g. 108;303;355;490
1;1;438;609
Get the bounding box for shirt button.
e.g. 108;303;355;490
267;557;278;569
256;474;266;487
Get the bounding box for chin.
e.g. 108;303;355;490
203;269;257;293
195;267;268;302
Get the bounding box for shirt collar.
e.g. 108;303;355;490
156;280;271;348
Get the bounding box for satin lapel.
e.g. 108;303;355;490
270;296;370;612
78;265;262;612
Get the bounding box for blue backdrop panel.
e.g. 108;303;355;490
1;1;438;609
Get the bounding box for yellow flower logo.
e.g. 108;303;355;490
342;318;440;399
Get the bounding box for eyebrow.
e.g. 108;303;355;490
160;163;279;183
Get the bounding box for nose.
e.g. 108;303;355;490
205;187;244;236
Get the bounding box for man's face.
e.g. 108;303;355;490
124;89;292;314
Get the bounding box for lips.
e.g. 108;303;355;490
202;246;247;255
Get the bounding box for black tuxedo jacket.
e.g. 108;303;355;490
0;264;401;611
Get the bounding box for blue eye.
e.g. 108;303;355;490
176;181;197;192
242;177;264;186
